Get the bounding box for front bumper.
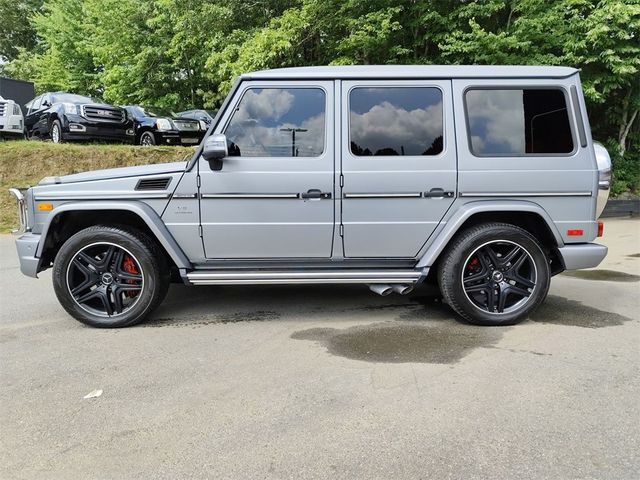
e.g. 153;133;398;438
156;130;204;146
558;243;608;270
15;233;41;278
63;115;134;142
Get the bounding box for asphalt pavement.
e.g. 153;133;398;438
1;218;639;479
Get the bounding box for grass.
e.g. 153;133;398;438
0;141;196;233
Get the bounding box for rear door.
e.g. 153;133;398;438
340;80;457;257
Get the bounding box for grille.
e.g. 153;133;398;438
173;120;199;131
81;105;125;123
0;102;6;117
135;177;172;191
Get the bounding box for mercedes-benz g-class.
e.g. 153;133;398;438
9;66;611;328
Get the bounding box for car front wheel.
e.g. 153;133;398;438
50;119;63;143
53;226;170;328
437;223;550;326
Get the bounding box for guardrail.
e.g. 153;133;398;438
601;199;640;218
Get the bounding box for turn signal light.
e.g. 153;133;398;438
37;203;53;211
597;221;604;237
567;229;584;236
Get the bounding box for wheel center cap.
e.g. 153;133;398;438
101;272;114;285
492;271;504;282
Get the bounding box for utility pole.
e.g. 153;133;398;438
280;127;308;156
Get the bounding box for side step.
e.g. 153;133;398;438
185;269;424;285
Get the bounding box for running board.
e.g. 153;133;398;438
185;269;425;285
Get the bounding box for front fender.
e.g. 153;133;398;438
36;201;192;269
415;200;564;268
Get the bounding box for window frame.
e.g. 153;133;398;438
221;85;329;159
462;85;578;158
347;84;446;158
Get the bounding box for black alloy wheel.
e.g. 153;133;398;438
461;240;537;315
140;131;155;146
66;242;144;317
53;226;170;327
438;223;550;326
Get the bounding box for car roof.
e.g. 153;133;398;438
242;65;578;80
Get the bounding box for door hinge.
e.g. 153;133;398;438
339;224;344;236
339;174;344;188
198;225;203;237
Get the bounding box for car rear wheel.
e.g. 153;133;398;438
437;223;550;326
53;226;170;328
50;120;63;143
140;131;156;146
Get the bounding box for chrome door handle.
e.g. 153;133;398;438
424;188;454;198
301;189;331;199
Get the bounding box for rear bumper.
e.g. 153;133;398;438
558;243;608;270
15;233;41;278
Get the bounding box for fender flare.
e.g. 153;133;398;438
415;200;564;268
36;200;192;269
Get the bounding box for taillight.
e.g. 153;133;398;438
597;221;604;237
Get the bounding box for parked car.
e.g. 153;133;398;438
123;105;206;146
176;109;217;126
0;95;25;139
10;65;611;328
24;92;134;143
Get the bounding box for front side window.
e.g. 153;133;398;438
30;96;42;112
224;87;325;157
349;87;443;156
465;88;574;156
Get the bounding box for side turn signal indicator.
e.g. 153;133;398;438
37;203;54;211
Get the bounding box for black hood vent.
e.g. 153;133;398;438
135;177;172;191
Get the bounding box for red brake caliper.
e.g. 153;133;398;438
122;254;140;298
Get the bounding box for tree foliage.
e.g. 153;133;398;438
3;0;639;193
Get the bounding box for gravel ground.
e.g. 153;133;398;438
1;217;638;479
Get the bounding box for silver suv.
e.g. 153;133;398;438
9;66;611;328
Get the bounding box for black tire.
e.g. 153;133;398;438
50;119;64;143
53;226;170;328
437;223;550;326
139;131;156;146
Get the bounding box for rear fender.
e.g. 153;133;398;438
416;200;563;268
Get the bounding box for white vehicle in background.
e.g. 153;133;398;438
0;95;25;139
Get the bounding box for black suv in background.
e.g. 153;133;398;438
176;109;217;126
124;105;206;146
24;92;134;143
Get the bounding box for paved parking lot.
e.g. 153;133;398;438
1;218;639;479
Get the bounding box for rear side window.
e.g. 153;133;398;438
465;88;574;156
349;87;443;156
224;87;325;157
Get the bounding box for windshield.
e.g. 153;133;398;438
51;93;94;104
140;106;176;118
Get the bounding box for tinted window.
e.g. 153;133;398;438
224;88;325;157
31;96;42;111
349;87;443;156
465;89;574;155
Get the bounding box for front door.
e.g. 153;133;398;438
340;80;457;257
199;81;335;259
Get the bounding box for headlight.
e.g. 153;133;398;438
199;120;208;131
156;118;173;130
61;103;78;115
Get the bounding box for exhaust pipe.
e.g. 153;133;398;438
368;284;392;296
391;284;414;295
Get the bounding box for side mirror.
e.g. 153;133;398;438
202;134;228;171
42;100;51;108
